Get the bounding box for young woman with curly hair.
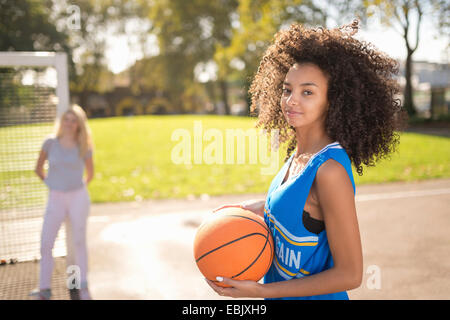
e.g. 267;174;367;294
208;20;405;300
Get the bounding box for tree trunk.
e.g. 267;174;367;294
219;79;230;115
204;81;217;114
79;91;89;115
244;76;252;116
403;50;417;117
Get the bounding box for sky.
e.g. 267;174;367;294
356;17;449;64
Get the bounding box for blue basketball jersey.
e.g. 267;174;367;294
263;141;356;300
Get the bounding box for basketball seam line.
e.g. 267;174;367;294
262;231;274;276
231;230;271;279
230;215;273;275
226;214;270;232
195;232;268;263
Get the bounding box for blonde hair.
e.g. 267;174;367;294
55;104;93;159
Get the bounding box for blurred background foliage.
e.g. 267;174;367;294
0;0;448;119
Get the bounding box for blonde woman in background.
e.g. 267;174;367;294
31;105;94;300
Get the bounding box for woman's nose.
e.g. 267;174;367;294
286;94;299;106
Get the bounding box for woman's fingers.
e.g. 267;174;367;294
205;278;228;296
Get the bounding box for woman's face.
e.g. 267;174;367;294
281;63;329;130
61;112;79;136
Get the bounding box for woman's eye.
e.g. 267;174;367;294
282;88;291;95
303;90;312;96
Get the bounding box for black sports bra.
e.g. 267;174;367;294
303;210;325;234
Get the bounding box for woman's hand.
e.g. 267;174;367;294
84;156;94;185
35;149;47;181
205;277;264;298
212;199;266;218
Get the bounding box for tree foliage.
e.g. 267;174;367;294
214;0;326;113
2;0;447;116
138;0;238;112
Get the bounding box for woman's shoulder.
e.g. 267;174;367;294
42;135;57;152
321;142;352;167
315;156;354;196
43;133;57;140
316;158;346;181
314;142;357;194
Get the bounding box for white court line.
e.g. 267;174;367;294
356;188;450;202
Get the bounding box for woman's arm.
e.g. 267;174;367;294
207;159;363;298
84;156;94;185
241;199;266;218
35;149;47;181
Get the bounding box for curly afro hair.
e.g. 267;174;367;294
249;20;407;175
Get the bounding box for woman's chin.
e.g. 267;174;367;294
62;129;77;136
285;118;302;128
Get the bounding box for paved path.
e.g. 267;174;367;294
85;178;450;300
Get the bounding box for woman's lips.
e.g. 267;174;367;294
286;110;303;117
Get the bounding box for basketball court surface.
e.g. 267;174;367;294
1;178;449;300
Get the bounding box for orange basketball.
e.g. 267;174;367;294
193;207;274;287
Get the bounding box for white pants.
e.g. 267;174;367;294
39;186;90;290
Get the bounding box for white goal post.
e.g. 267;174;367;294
0;51;70;117
0;51;71;263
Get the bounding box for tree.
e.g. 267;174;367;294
363;0;449;116
214;0;326;115
0;0;73;115
0;0;143;94
140;0;238;113
0;0;71;52
49;0;142;94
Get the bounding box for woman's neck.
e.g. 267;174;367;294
58;133;77;145
294;126;333;156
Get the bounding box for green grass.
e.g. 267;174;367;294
354;132;449;184
88;115;275;202
0;123;54;210
88;115;450;203
1;115;449;205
